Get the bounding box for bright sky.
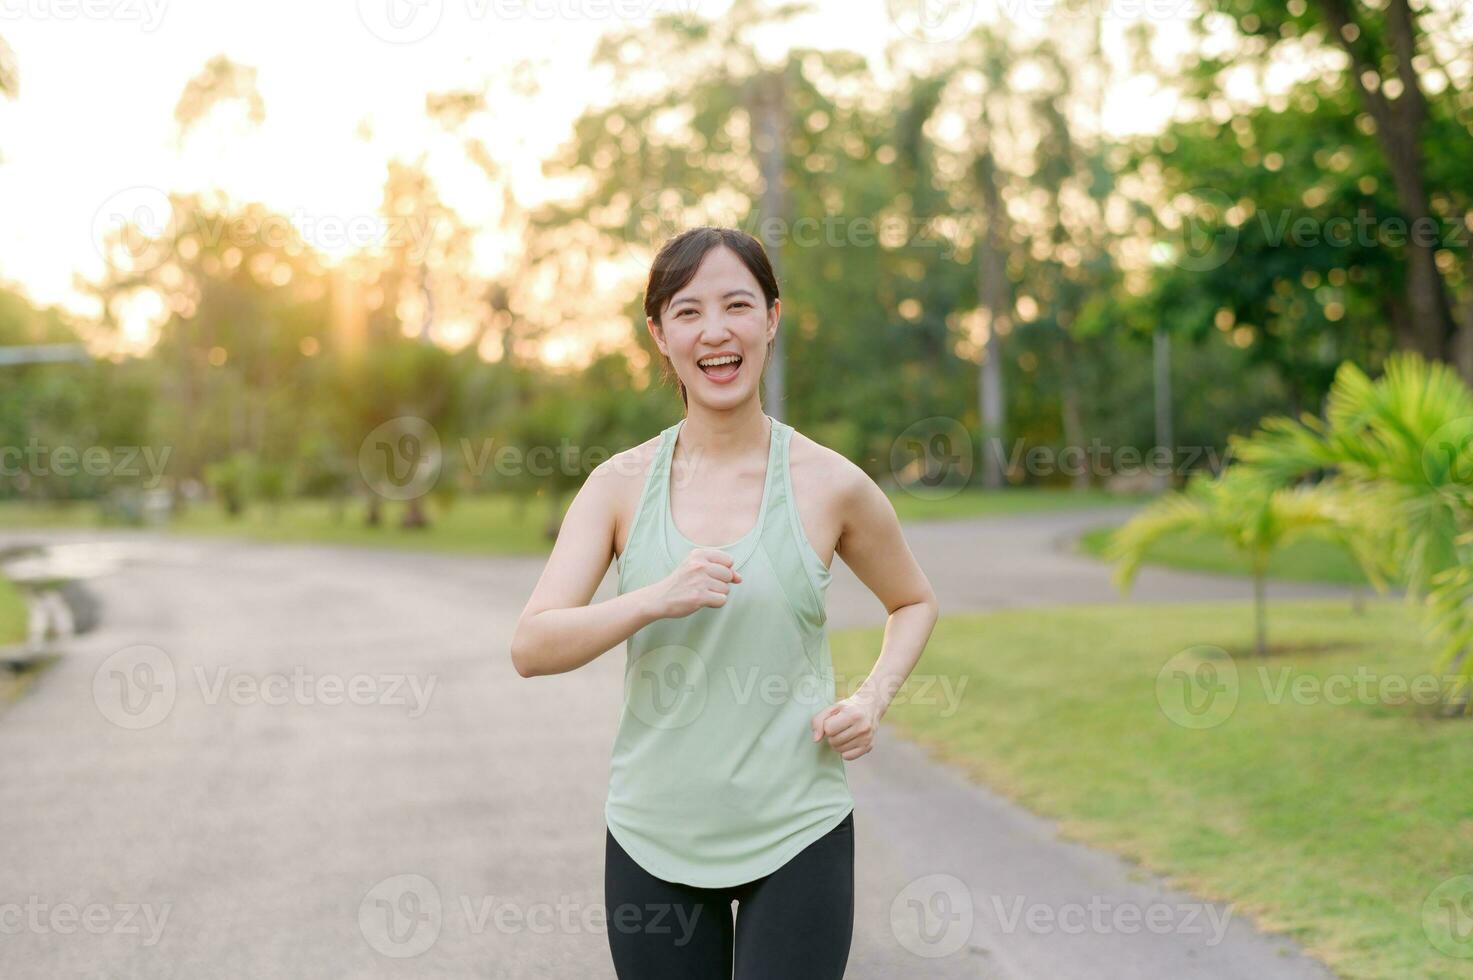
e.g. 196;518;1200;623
0;0;1196;348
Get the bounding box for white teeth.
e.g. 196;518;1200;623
699;354;741;367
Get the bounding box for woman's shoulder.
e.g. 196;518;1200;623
785;424;876;520
584;431;663;504
589;430;668;552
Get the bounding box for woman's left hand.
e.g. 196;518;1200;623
811;695;882;761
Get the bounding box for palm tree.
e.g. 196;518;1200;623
1105;468;1349;657
1232;352;1473;710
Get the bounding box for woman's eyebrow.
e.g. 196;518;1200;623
670;288;758;306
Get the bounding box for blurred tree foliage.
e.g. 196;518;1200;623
7;2;1471;525
1137;0;1473;406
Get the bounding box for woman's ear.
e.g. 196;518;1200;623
766;298;780;344
646;315;667;356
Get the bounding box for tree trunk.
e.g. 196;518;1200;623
544;493;564;541
1455;229;1473;382
975;150;1011;489
752;64;789;422
1253;565;1268;658
1057;330;1089;490
1438;645;1470;717
401;497;428;530
1315;0;1461;374
1153;327;1174;491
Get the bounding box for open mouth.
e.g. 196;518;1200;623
697;352;742;382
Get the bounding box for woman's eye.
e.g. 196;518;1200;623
730;302;751;311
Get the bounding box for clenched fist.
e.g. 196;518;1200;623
650;548;743;619
811;696;881;761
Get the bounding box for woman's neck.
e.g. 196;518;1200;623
677;403;771;464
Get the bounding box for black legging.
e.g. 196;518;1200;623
604;810;855;979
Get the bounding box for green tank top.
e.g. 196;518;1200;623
607;412;855;887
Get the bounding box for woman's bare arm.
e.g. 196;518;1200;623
509;460;658;677
810;465;940;759
509;455;742;678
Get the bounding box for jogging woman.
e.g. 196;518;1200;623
510;226;939;979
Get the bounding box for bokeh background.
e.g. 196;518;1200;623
2;2;1473;978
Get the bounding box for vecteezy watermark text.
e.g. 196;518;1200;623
93;645;438;729
358;874;705;958
1155;646;1473;729
1;441;171;487
0;897;171;947
989;895;1232;944
0;0;168;31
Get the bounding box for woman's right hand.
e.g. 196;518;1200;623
650;548;742;619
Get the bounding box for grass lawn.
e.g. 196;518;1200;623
0;500;110;531
0;487;1156;555
888;487;1154;523
0;575;26;646
0;574;43;709
0;496;556;554
1077;523;1373;586
832;599;1473;980
168;496;560;555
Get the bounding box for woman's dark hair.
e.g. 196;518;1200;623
643;226;780;407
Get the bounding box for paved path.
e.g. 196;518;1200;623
0;508;1346;979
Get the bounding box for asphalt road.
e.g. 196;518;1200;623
0;508;1348;979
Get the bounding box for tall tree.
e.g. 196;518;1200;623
903;29;1021;488
173;54;265;147
1199;0;1473;379
748;61;793;420
529;0;815;415
1018;33;1122;489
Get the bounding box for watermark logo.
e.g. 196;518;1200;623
993;0;1192;19
357;0;445;43
624;187;730;266
0;0;168;31
995;438;1227;482
193;666;438;718
890;417;974;500
1156;656;1472;727
1422;875;1473;959
91;185;177;274
359;416;443;501
360;874;443;958
988;895;1232;943
92;645;438;729
357;0;702;44
93;644;177;730
886;0;976;43
1155;645;1238;729
625;200;964;265
1;440;172;487
1421;417;1473;496
353;877;708;951
0;897;172;946
626;644;707;730
723;667;968;716
93;189;442;268
891;873;973;958
1257;665;1468;708
1162;187;1238;273
724;664;833;710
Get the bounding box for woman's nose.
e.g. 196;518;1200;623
700;319;734;340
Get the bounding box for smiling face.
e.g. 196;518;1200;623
648;244;779;410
